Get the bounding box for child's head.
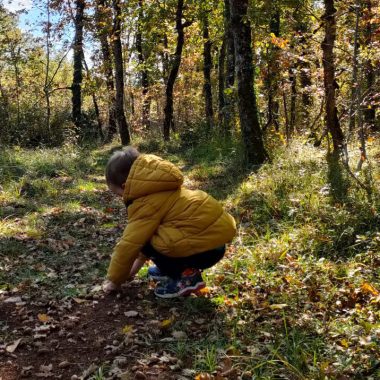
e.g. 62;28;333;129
105;147;140;196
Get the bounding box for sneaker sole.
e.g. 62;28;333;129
154;281;206;299
148;275;169;282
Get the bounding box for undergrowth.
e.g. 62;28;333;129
1;135;379;379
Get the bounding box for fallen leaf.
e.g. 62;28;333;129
124;310;139;317
198;287;210;295
160;318;173;329
6;338;22;353
340;338;349;348
195;374;213;380
361;282;379;296
80;363;97;378
4;296;22;303
269;304;288;310
40;364;53;372
73;298;86;304
122;325;134;334
38;314;51;323
171;330;187;340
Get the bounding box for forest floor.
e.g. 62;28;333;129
0;136;379;380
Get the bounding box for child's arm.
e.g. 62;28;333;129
103;253;147;293
129;253;147;279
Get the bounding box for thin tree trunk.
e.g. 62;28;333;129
223;0;235;134
44;0;51;135
162;34;169;83
283;91;290;142
202;11;214;129
112;0;130;145
136;0;150;129
264;0;280;131
9;44;21;129
0;74;10;132
348;1;360;133
363;0;377;131
95;0;117;142
289;66;297;135
218;38;226;127
163;0;191;141
321;0;344;152
229;0;267;164
295;11;313;124
83;58;104;140
72;0;85;130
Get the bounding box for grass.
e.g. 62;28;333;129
1;135;379;378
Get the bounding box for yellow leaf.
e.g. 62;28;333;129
269;304;288;310
160;318;173;329
122;325;134;334
195;374;213;380
38;313;51;323
198;287;210;295
361;282;379;296
340;338;349;348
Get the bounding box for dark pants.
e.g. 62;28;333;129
141;243;226;279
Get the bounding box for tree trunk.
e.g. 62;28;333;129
163;0;190;141
136;0;150;129
223;0;235;134
293;8;312;129
112;0;130;145
9;45;21;129
229;0;267;164
289;66;297;135
44;0;51;134
363;0;377;131
264;0;280;131
348;1;360;134
202;11;214;129
72;0;85;130
321;0;344;152
218;38;226;127
296;12;313;124
83;58;104;140
95;0;117;142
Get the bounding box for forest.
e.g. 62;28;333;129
0;0;379;379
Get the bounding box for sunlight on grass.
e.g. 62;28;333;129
0;139;379;378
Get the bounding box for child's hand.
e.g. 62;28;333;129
102;279;119;294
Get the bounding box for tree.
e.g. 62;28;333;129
163;0;191;141
72;0;85;130
222;0;235;134
263;0;281;132
95;0;117;141
229;0;267;164
201;7;214;129
136;0;150;129
321;0;344;152
363;0;377;131
112;0;130;145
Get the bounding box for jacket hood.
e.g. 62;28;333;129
123;154;184;201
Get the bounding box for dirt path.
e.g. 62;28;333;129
1;283;230;379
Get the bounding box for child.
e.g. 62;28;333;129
102;147;236;298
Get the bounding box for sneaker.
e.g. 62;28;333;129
148;266;169;282
154;269;205;298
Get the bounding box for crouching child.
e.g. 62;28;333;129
102;147;236;298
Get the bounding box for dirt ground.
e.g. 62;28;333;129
1;283;231;380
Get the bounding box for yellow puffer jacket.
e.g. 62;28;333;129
107;154;236;284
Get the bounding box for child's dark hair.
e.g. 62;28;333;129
105;147;140;187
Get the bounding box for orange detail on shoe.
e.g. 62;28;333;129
182;268;196;276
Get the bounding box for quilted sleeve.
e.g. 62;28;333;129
107;200;161;285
